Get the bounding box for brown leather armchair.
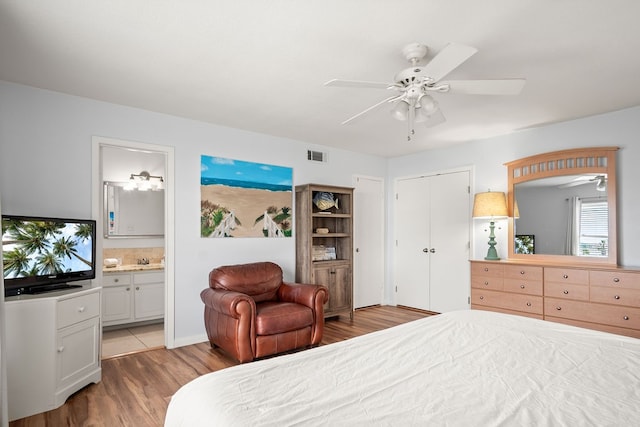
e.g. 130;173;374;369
201;262;329;363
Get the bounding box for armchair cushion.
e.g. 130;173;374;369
255;302;313;335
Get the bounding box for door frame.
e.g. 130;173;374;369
392;165;474;307
91;136;175;349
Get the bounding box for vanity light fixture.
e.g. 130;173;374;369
126;170;164;191
473;190;508;260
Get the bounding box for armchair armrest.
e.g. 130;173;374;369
200;288;256;318
278;282;329;308
279;282;329;346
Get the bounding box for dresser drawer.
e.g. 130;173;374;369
590;286;640;307
102;273;131;286
590;270;640;290
57;292;100;329
544;281;589;301
133;271;164;284
545;298;640;330
471;289;543;315
471;262;504;278
471;275;503;291
503;278;543;296
544;267;589;285
504;265;543;281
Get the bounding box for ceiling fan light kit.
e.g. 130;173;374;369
325;42;526;142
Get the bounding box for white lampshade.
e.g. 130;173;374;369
390;100;409;121
472;191;508;218
418;95;438;115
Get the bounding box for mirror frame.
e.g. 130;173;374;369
505;147;619;265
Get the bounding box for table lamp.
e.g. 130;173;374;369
473;191;508;260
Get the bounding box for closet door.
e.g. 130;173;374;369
395;177;431;311
428;172;471;312
395;170;471;312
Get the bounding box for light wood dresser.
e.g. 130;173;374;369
471;260;640;339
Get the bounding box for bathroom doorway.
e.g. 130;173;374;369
92;136;175;357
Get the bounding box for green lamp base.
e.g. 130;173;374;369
484;220;501;261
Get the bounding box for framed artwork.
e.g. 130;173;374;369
515;234;535;254
200;155;293;238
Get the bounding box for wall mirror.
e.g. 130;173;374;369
505;147;618;265
103;182;165;238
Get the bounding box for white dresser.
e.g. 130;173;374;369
5;286;101;421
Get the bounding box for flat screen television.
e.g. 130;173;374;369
2;215;96;297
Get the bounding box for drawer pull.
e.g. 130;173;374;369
483;267;489;272
614;295;620;300
114;278;119;283
484;281;489;286
623;316;629;321
520;284;525;289
136;286;140;291
613;278;620;283
563;274;569;279
479;296;484;300
563;290;569;294
126;287;131;291
57;346;65;353
77;306;85;313
520;271;525;275
556;306;562;311
526;302;531;307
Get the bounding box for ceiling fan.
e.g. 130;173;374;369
325;42;526;141
558;175;607;191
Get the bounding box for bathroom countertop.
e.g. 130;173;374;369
103;263;164;273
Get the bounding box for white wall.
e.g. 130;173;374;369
386;107;640;303
2;80;640;344
0;81;387;344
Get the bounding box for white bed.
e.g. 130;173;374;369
165;310;640;426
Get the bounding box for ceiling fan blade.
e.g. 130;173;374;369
421;43;478;82
324;79;393;89
557;175;598;188
341;94;403;125
442;79;526;95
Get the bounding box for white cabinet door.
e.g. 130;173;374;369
102;285;133;324
134;282;164;320
56;317;100;392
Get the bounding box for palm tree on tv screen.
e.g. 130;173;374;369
2;219;93;278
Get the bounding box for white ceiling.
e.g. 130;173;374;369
1;0;640;158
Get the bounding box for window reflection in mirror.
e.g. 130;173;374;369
513;174;608;257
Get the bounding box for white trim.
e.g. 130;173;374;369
91;136;176;349
173;333;209;349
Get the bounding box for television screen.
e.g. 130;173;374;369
2;215;96;296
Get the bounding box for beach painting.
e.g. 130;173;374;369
200;155;293;238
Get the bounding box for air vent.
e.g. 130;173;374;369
307;150;327;163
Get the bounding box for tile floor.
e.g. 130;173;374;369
102;323;164;359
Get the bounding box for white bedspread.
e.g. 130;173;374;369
165;310;640;426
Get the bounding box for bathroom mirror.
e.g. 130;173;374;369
103;182;164;238
505;147;618;265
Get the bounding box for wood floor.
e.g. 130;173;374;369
9;305;434;427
